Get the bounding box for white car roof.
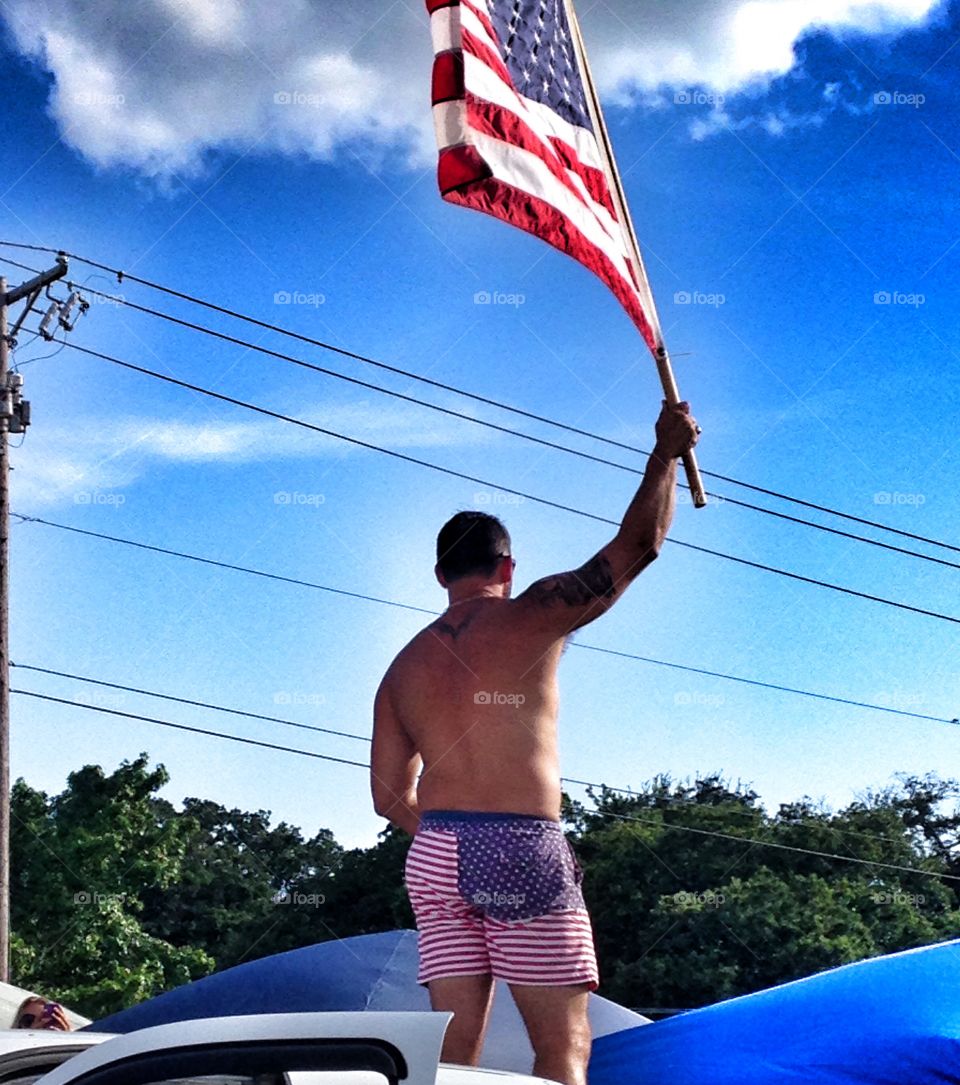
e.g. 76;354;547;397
0;1031;108;1056
35;1012;446;1085
0;1030;111;1085
29;1014;554;1085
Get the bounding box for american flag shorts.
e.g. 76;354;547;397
405;810;599;988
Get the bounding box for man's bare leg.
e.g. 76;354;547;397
429;974;495;1066
509;983;592;1085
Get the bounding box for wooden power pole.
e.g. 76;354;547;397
0;255;68;981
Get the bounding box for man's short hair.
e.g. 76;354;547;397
436;511;511;583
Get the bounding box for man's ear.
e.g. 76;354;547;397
435;563;447;588
497;556;513;584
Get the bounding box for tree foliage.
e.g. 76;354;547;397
569;774;960;1007
10;756;213;1018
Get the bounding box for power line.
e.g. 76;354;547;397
22;268;959;572
2;241;956;556
12;689;368;770
13;687;958;886
36;334;960;626
12;515;435;617
17;662;947;853
11;663;372;744
13;520;958;726
570;645;960;726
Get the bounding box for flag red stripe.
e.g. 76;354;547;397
432;50;464;105
549;136;617;221
438;144;492;192
445;175;657;353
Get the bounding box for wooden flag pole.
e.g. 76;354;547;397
564;0;708;508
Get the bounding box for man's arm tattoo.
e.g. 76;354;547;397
526;554;617;608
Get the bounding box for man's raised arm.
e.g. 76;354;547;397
516;402;700;633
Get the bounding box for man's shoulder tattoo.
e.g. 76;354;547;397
431;611;478;641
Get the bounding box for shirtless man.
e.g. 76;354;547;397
371;402;700;1085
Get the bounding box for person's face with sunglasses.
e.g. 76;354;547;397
15;998;70;1031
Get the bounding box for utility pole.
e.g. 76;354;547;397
0;255;68;982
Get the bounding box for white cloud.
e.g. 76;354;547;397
11;399;493;508
589;0;943;101
0;0;945;177
1;0;436;177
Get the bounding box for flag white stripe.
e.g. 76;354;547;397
430;4;460;55
432;100;469;151
469;129;638;294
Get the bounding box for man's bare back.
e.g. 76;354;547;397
371;404;700;838
380;596;567;820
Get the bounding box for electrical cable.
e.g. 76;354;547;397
34;335;960;626
1;242;956;556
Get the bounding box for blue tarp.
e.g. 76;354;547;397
589;939;960;1084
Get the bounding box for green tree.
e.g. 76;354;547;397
568;774;960;1009
320;825;415;937
10;755;213;1018
139;798;343;967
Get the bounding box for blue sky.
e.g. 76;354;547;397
2;0;959;851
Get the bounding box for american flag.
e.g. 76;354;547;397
426;0;662;356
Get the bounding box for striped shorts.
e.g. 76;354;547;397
405;810;599;988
